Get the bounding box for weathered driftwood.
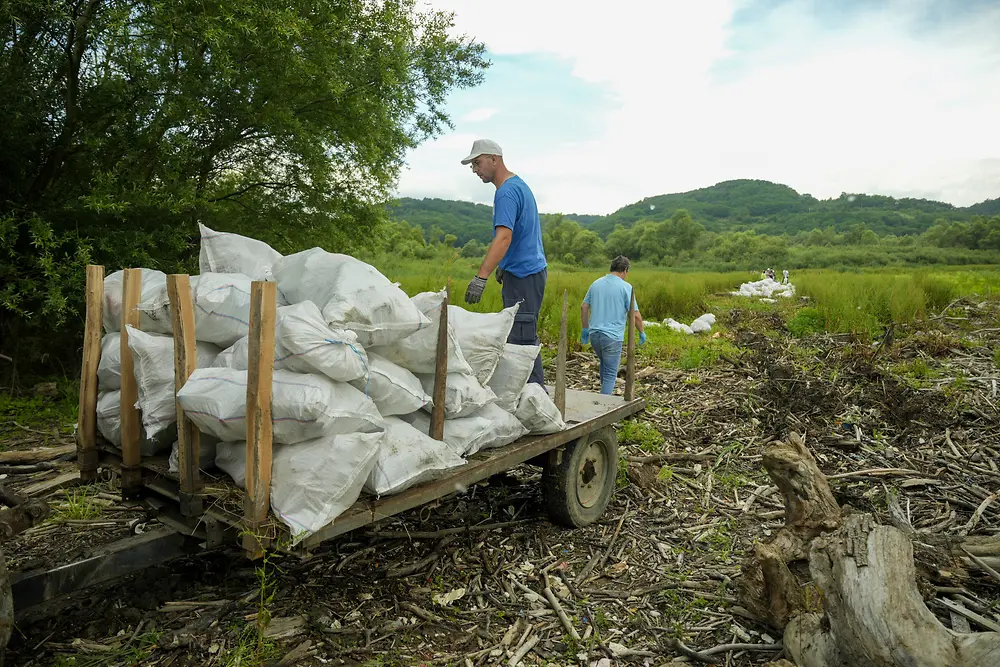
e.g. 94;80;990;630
740;432;1000;667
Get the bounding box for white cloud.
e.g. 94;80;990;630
400;0;1000;212
460;107;499;123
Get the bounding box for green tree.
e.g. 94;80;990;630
1;0;487;363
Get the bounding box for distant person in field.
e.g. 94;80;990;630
766;268;776;280
580;256;646;395
783;269;790;284
461;139;547;386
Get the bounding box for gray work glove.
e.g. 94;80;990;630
495;267;505;284
464;276;487;304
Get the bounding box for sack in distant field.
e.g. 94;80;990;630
215;433;383;542
350;353;430;416
126;327;220;439
198;223;282;282
487;343;540;412
96;390;176;456
177;368;384;444
273;248;429;347
98;333;122;391
515;383;566;434
365;417;465;497
406;402;527;457
370;290;474;377
137;273;270;347
103;269;167;333
448;303;519;385
275;301;369;382
168;437;219;474
417;372;496;419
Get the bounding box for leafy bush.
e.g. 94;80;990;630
786;307;826;337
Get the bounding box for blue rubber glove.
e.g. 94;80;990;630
580;327;590;345
639;331;647;345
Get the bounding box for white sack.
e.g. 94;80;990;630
689;313;715;333
273;248;429;347
448;303;519;386
168;437;218;473
418;372;497;419
664;318;694;335
215;433;382;542
126;327;220;439
275;301;368;382
487;343;540;413
731;278;795;298
177;368;384;444
370;290;474;376
350;353;429;416
98;333;122;390
198;223;282;282
407;402;527;457
96;390;176;456
365;417;465;496
515;383;566;434
137;273;265;347
103;269;167;333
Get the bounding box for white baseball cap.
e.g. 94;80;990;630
461;138;503;165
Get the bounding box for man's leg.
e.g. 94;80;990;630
501;269;547;385
601;336;623;394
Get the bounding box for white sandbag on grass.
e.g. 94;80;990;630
126;327;220;439
177;368;384;444
137;273;268;347
515;383;566;434
98;333;122;390
407;402;527;457
273;248;429;347
689;313;716;333
448;303;519;386
488;343;541;412
350;353;429;416
168;437;219;474
198;223;282;282
365;418;465;496
95;390;176;456
664;318;694;335
370;290;474;377
103;269;167;333
275;301;368;382
418;372;497;419
731;278;795;298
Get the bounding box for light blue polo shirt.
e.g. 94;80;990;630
494;176;547;278
584;274;639;342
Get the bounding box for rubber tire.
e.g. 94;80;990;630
542;426;619;528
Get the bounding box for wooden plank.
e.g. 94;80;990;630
243;281;277;559
22;470;79;498
167;274;202;517
77;265;104;482
555;290;568;419
119;268;144;497
0;444;75;465
624;288;636;402
429;288;448;441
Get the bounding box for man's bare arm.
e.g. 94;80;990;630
581;302;590;328
476;227;513;278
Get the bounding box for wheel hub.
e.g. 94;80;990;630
576;440;607;508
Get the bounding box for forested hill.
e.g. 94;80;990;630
392;179;994;245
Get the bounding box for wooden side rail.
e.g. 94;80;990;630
77;265;104;482
167;274;202;517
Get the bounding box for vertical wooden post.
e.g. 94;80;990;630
119;268;144;498
555;290;568;419
624;289;636;402
167;274;202;517
77;265;104;482
243;281;276;559
429;287;449;441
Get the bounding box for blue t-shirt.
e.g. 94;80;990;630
583;274;640;342
493;175;547;278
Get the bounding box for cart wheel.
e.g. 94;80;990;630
543;426;619;527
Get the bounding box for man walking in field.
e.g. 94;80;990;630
461;139;548;386
580;256;646;395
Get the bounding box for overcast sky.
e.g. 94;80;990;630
395;0;1000;215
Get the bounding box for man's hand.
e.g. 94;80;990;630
581;327;590;345
464;276;488;304
639;331;647;345
495;267;505;284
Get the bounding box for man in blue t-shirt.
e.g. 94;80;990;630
581;256;646;394
461;139;548;385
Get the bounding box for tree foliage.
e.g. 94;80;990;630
1;0;487;362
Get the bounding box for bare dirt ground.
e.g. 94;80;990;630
3;298;999;666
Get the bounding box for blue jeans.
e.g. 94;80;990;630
589;331;622;395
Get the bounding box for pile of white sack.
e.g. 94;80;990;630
645;313;716;335
731;277;796;299
96;224;566;543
